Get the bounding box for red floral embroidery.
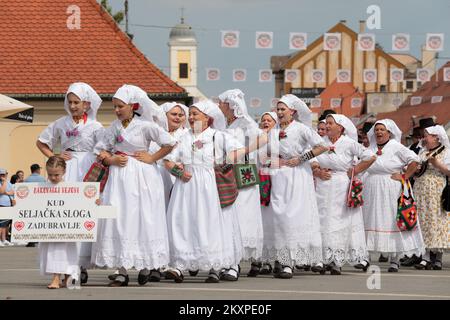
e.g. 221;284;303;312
376;148;382;156
328;146;336;154
279;130;287;139
192;140;204;151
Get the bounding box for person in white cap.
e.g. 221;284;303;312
36;82;104;284
91;84;176;286
143;102;190;283
163;100;262;283
262;94;328;279
312;114;376;275
363;119;424;272
413;125;450;270
217;89;264;280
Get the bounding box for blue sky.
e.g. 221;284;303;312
107;0;450;116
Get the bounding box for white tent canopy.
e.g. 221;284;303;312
0;94;34;122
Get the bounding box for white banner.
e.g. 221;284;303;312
337;69;351;83
259;69;273;82
390;68;404;82
233;69;247;82
443;67;450;82
417;68;431;82
285;69;299;83
271;98;280;108
431;96;443;104
426;33;444;51
250;98;262;108
330;98;342;108
324;33;341;51
206;68;220;81
221;30;240;48
364;69;377;83
410;96;422;105
256;31;273;49
358;33;375;51
392;33;410;51
311;69;325;83
2;182;115;242
310;98;322;108
289;32;307;50
391;96;403;107
351;97;363;108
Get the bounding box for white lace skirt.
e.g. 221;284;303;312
363;174;425;257
233;185;263;261
167;165;237;271
262;165;323;266
39;242;79;280
316;172;369;267
91;157;170;270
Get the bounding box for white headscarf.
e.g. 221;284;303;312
367;119;402;146
190;99;226;131
328;114;358;142
64;82;102;120
278;94;312;127
113;84;166;126
160;102;189;129
260;111;278;123
218;89;256;126
425;125;450;149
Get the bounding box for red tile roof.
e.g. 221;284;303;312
377;61;450;135
0;0;186;97
315;80;365;117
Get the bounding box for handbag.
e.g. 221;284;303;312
442;176;450;211
347;167;364;208
213;134;238;208
396;176;418;231
83;161;109;193
259;169;271;206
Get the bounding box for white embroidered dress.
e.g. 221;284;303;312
91;117;176;270
262;121;324;267
38;116;103;276
165;127;242;271
363;139;425;256
314;135;373;267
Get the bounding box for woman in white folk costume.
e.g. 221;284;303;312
413;125;450;270
39;156;79;289
317;119;327;137
262;94;328;279
363;120;424;272
145;102;189;283
91;84;176;286
217;89;264;280
164;100;260;283
36;82;103;285
312;114;376;275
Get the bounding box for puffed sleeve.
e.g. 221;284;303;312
163;136;184;163
38;120;60;150
93;125;115;155
300;125;325;148
396;143;420;165
143;122;176;147
351;139;374;161
443;149;450;168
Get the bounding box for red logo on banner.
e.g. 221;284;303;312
14;221;25;231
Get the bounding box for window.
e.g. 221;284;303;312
406;81;414;90
179;63;188;79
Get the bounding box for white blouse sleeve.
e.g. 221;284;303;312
443;149;450;168
93;126;115;155
397;144;420;165
351;139;374;161
38;120;59;150
302;126;325;148
143;122;176;147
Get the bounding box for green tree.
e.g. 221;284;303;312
100;0;124;24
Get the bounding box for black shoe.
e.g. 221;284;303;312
433;260;442;270
330;268;342;275
430;251;437;265
149;269;161;282
26;242;37;247
188;270;199;277
80;268;88;285
247;262;261;277
108;274;129;287
221;268;239;281
273;261;282;275
388;263;399;273
414;260;432;270
354;261;370;272
401;255;422;267
275;266;293;279
108;273;119;281
259;263;272;275
311;264;325;274
166;269;184;283
378;254;389;263
137;270;149;285
205;272;220;283
399;255;408;263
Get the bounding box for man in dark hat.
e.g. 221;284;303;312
318;109;336;122
408;127;423;155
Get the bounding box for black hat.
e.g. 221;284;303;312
30;164;42;172
410;126;422;138
361;122;374;134
419;117;435;129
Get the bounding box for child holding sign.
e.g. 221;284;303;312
39;156;80;289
